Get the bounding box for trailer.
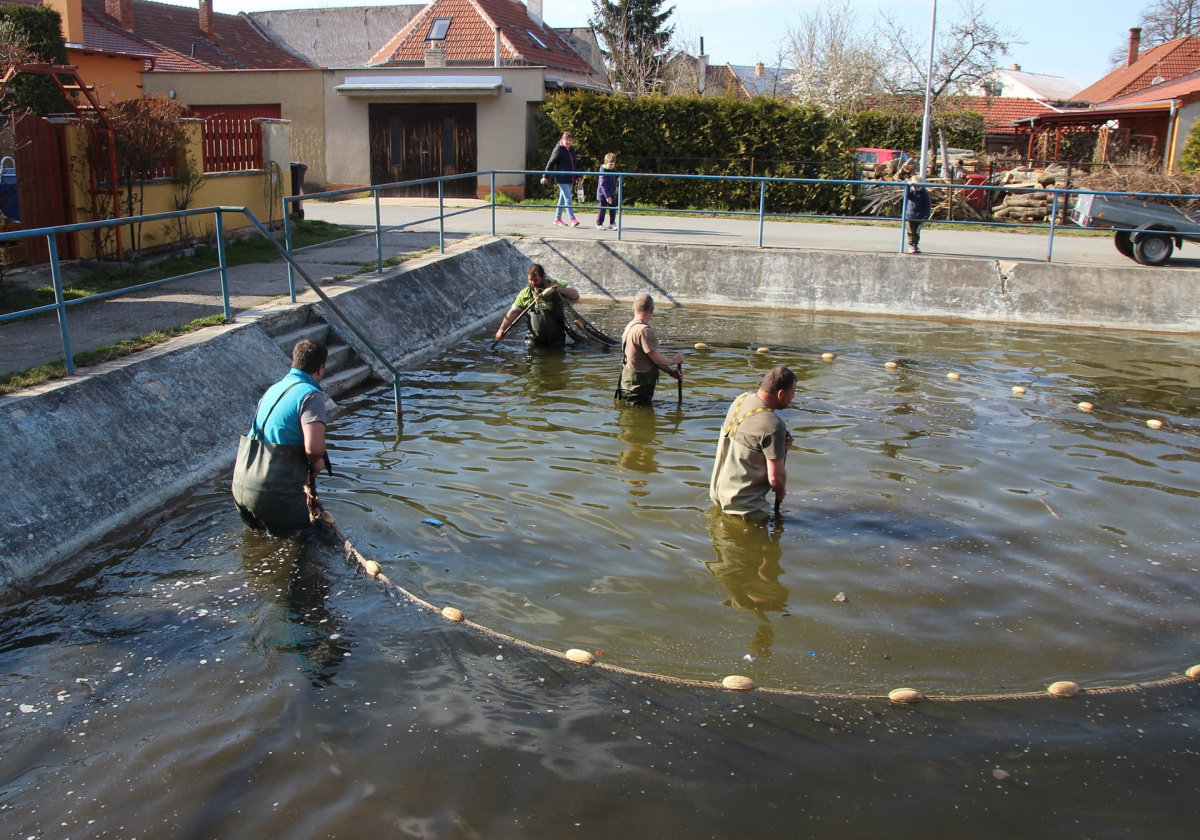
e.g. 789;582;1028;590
1069;191;1200;266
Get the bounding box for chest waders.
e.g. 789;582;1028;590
527;294;568;346
615;321;659;404
232;383;314;537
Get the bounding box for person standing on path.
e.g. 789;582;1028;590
615;293;682;404
596;152;618;229
709;366;796;520
541;131;580;227
904;174;932;254
233;339;329;537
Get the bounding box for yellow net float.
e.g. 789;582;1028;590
565;648;596;665
1047;680;1080;698
721;675;756;691
888;687;924;705
441;606;464;622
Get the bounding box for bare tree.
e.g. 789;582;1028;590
876;0;1018;105
782;0;883;111
1105;1;1200;68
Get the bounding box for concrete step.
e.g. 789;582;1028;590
272;323;332;359
324;342;354;375
321;363;373;400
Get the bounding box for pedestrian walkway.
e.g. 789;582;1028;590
0;200;1186;381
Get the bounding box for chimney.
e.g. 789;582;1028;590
755;62;764;78
494;26;502;67
528;0;543;29
425;46;447;67
1009;63;1021;71
1128;27;1142;67
105;0;133;30
200;0;216;43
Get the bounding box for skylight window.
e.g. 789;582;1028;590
427;18;452;40
526;29;548;49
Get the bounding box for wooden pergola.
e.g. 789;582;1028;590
1013;104;1172;169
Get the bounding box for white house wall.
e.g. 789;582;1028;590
322;66;547;193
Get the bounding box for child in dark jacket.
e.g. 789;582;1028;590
904;174;932;254
596;153;618;230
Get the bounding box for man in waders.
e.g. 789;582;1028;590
494;263;580;347
232;339;329;537
615;293;683;404
710;366;796;520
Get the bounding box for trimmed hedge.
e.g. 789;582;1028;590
534;92;985;214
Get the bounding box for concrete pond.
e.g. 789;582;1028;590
2;237;1199;837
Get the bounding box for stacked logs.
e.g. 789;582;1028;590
991;165;1074;222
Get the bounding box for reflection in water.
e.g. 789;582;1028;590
705;513;788;658
616;405;661;481
240;529;350;687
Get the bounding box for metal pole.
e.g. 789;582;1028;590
438;180;446;254
393;374;404;426
1046;190;1059;263
917;0;938;180
899;184;911;253
616;175;624;239
490;171;497;237
284;200;296;300
215;211;231;319
757;179;766;248
374;187;383;273
48;233;74;375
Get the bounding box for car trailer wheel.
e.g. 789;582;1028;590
1113;231;1134;259
1133;233;1173;266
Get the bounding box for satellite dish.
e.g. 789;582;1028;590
1152;76;1166;85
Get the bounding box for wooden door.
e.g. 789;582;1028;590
369;103;477;198
13;115;77;262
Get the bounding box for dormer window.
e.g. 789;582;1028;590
427;18;452;40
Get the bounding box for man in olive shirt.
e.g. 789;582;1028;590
616;293;683;404
710;366;796;519
494;263;580;346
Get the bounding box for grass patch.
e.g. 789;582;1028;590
0;314;228;395
0;219;360;319
366;246;440;271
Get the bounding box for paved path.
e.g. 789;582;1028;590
3;198;1194;380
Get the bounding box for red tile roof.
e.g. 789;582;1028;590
1098;67;1200;107
80;6;156;60
79;0;312;71
369;0;593;75
1075;35;1200;103
866;94;1057;130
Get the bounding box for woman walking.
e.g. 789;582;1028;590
541;131;580;227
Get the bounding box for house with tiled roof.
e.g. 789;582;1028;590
366;0;602;90
1011;30;1200;173
145;0;604;198
1075;28;1200;104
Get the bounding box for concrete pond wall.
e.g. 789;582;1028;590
2;236;1196;587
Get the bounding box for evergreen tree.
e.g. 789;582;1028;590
590;0;675;95
0;5;69;115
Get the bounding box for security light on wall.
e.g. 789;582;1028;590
427;18;452;40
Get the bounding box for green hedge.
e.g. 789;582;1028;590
534;93;985;214
534;92;859;214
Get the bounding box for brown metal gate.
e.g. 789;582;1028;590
13;114;77;262
368;103;477;198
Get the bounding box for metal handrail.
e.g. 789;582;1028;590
0;205;404;422
282;169;1198;266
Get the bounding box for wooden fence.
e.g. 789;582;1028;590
202;116;264;173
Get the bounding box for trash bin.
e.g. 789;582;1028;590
289;161;307;219
0;156;19;222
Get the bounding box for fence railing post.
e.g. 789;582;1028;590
757;179;766;248
438;179;445;254
899;185;911;253
616;175;624;239
47;233;75;375
1046;190;1060;263
375;187;383;273
284;201;296;300
215;210;232;318
490;171;497;237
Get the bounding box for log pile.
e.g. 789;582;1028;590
991;165;1074;222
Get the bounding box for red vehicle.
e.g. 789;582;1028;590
855;148;909;166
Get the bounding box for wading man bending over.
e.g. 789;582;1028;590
494;263;580;347
233;339;329;536
615;293;682;405
710;365;796;520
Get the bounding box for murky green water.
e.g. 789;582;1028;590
331;307;1200;696
2;308;1199;838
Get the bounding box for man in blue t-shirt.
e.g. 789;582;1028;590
232;339;329;536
